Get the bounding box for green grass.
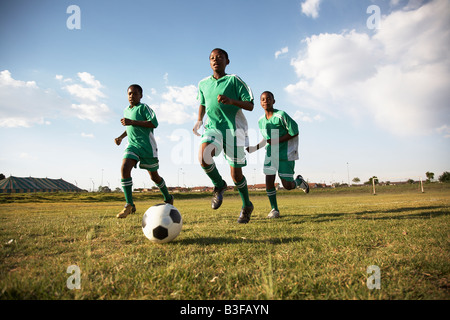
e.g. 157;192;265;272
0;184;449;300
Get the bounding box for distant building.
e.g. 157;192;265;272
0;176;83;193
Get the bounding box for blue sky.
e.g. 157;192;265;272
1;0;449;191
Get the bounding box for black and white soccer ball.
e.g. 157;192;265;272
142;203;182;243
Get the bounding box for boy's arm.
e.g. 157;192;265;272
193;104;206;136
217;95;254;111
115;131;127;145
121;118;156;128
246;139;267;153
268;133;298;145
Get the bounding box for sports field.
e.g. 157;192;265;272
0;184;449;300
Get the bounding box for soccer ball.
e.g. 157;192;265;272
142;203;182;243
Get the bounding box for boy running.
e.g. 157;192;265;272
247;91;309;219
115;84;173;219
193;48;254;224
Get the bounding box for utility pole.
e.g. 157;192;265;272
347;162;350;187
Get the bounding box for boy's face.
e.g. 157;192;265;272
128;87;142;106
260;92;275;110
209;50;229;74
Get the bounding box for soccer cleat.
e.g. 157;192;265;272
267;208;280;219
117;203;136;219
237;202;254;224
296;175;310;194
164;195;174;205
211;180;227;210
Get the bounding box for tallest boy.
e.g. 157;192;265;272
193;48;254;224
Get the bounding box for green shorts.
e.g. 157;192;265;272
201;128;247;168
124;145;159;172
263;156;295;181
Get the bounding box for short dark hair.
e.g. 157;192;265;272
128;84;143;95
211;48;229;60
261;91;275;100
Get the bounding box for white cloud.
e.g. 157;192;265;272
293;110;323;123
70;103;110;123
0;118;36;128
286;0;450;137
0;70;37;88
275;47;289;59
0;70;65;127
436;125;450;138
0;70;113;128
167;132;182;142
301;0;322;19
63;72;105;102
78;72;102;88
151;85;198;125
403;0;427;10
60;72;111;123
81;132;95;138
19;152;37;160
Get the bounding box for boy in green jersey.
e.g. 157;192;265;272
247;91;309;219
115;84;173;218
193;48;254;224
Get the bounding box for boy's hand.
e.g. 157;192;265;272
217;95;232;105
193;120;203;136
115;137;122;145
120;118;133;126
246;145;258;153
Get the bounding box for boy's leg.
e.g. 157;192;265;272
199;142;225;189
232;167;254;224
224;141;252;223
199;141;227;209
148;170;173;204
279;161;297;190
231;167;252;208
265;174;279;212
278;160;309;193
118;158;137;218
139;157;173;204
281;179;296;190
121;158;136;205
295;175;310;193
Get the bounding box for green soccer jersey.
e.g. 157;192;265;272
123;103;159;158
258;109;299;161
197;74;253;144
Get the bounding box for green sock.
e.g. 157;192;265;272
235;177;252;207
202;163;224;188
121;177;133;205
156;178;171;202
294;176;302;187
266;187;278;211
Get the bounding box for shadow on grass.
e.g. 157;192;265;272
288;205;449;223
177;236;303;245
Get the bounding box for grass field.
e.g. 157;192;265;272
0;184;449;300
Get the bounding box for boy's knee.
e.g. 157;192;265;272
149;171;162;184
121;159;135;178
198;152;208;166
281;179;295;190
231;168;243;183
199;143;216;167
